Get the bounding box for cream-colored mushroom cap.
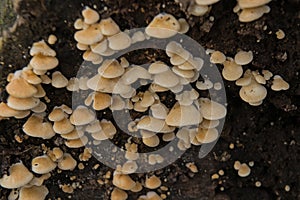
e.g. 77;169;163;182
65;136;89;148
99;17;120;36
140;91;155;107
6;77;37;98
178;18;189;34
110;95;126;111
108;32;131;50
0;102;30;118
22;68;42;85
30;40;56;57
222;60;243;81
87;74;119;93
130;181;143;193
92;92;112;110
188;4;209;16
30;54;59;71
146;191;162;200
57;153;77;171
23;114;56;139
74;25;103;45
150;103;169;119
32;155;57;174
111;188;128;200
210;51;226;64
148;62;169;74
83;50;103;64
237;0;271;9
239;6;270;23
0;162;33;189
51;71;68;88
60;129;84;140
238;163;251;177
91;39;108;54
53;117;74;134
7;96;40;110
137;116;166;132
145;175;161;189
48;107;65;122
48;34;57;45
199;98;227;120
145;13;180;38
200;119;220;129
239;82;267;103
166;103;202;126
70;106;95;126
154;69;179;88
172;66;195;79
195;0;220;5
271;75;290;91
98;59;125;78
121;161;138;174
234;50;253;65
142;134;160;147
113;174;136;190
196;128;219;143
120;65;151;85
82;6;100;24
19;185;49;200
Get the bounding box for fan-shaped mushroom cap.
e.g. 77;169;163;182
91;39;108;54
199;98;227;120
98;59;125;78
70;106;95;126
53;117;74;134
30;40;56;57
48;107;65;122
166;103;202;126
51;71;68;88
108;32;131;50
222;60;243;81
113;174;136;190
19;185;49;200
154;69;179;88
65;136;88;148
210;51;226;64
196;128;219;143
99;17;120;36
271;75;290;91
111;188;128;200
145;175;162;189
22;68;42;85
23;114;56;139
239;82;267;103
6;77;37;98
30;54;59;71
57;153;77;171
32;155;57;174
0;162;33;189
237;0;271;9
120;65;151;85
7;96;40;111
150;103;169;119
234;50;253;65
137;116;166;132
148;62;169;74
82;6;100;25
146;13;180;38
74;25;103;45
87;74;119;93
239;6;270;23
0;102;30;118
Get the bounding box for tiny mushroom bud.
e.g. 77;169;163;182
238;163;251;177
0;162;34;189
32;155;57;174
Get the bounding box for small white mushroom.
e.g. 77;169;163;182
239;81;267;103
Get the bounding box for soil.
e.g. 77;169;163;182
0;0;299;200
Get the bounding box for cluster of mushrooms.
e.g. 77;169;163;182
209;49;289;106
0;4;290;200
179;0;272;22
